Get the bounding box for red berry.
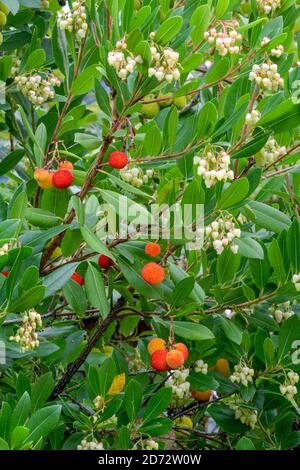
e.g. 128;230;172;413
1;271;9;277
71;272;84;286
53;169;73;189
98;254;112;270
151;349;169;372
108;151;128;169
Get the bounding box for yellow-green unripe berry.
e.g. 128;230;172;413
173;95;187;109
141;94;160;118
134;0;141;9
0;2;9;16
158;92;173;108
0;11;7;26
0;32;3;46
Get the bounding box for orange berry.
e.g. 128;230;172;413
34;168;53;189
151;349;169;372
213;358;230;377
108;151;128;169
175;343;189;360
145;242;161;257
191;390;212;402
141;262;165;286
147;338;166;355
166;349;184;369
59;160;73;171
53;169;73;189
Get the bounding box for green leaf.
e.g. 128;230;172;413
72;65;101;96
25;208;62;228
124;379;142;422
143;124;162;156
190;5;210;45
235;436;255;450
11;426;30;450
208;403;248;433
0;149;25;176
24;48;46;71
217;249;241;284
8;286;45;312
63;281;87;317
287;219;300;272
217;178;249;210
219;316;242;345
234;237;264;260
170;277;195;308
268;238;286;285
188;372;219;391
31;373;55;413
278;315;300;361
43;263;78;297
80;225;115;262
256;99;300;133
245;201;291;233
85;262;109;318
155;16;183;45
10;392;31;431
205;57;230;84
215;0;229;18
98;358;116;397
156;317;215;341
143;388;172;424
24;405;61;444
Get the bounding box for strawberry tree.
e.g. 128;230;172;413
0;0;300;452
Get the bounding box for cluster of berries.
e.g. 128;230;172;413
120;166;154;187
255;137;286;166
77;439;104;450
165;369;192;408
58;0;88;40
204;23;242;56
15;73;61;105
230;363;254;387
108;39;142;80
256;0;281;15
249;62;284;92
34;160;74;190
9;310;42;353
204;215;241;255
269;301;295;324
280;371;299;402
148;39;181;83
292;273;300;291
148;337;189;372
228;400;258;429
194;149;233;188
245;109;261;127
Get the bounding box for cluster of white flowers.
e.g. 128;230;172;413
93;395;105;411
11;56;21;78
230;363;254;387
9;310;42;353
94;414;117;431
77;439;104;450
15;74;61;105
256;0;281;15
58;1;88;40
165;369;192;409
194;149;234;188
292;273;300;291
280;371;299;401
120;167;153;187
271;45;284;58
128;349;146;373
0;243;9;257
194;359;208;374
255;137;286;166
204;26;242;56
143;439;159;450
108;39;142;80
148;43;180;83
205;215;241;255
228;401;258;429
269;301;295;324
249;62;284;91
245;109;261;127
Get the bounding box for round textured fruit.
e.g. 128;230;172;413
98;254;112;270
141;262;165;285
0;2;9;15
213;358;230;377
142;95;160;118
175;343;189;360
59;160;73;171
147;338;166;355
0;11;7;26
173;96;187;109
191;390;212;402
53;169;73;189
166;349;185;369
71;272;84;286
158;92;173;107
34;168;54;189
108;151;128;169
151;349;169;371
145;242;161;257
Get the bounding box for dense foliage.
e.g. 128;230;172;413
0;0;300;451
